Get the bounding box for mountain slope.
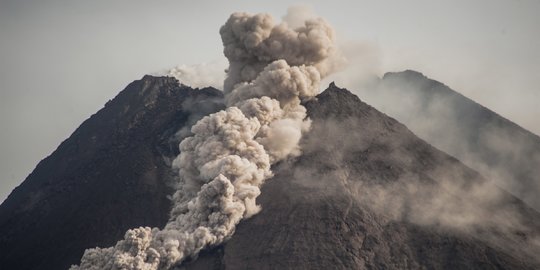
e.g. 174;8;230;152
181;83;540;269
1;77;539;269
355;70;540;210
0;76;223;270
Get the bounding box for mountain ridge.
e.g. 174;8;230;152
383;70;540;139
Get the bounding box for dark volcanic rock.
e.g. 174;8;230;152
1;76;539;270
0;76;223;270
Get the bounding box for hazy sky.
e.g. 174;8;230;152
1;0;539;202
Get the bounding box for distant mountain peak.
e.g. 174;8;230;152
360;70;540;211
383;69;426;80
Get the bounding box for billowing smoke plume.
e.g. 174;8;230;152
71;11;339;270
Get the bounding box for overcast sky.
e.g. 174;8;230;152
1;0;539;202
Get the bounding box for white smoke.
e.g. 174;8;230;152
168;61;227;89
220;11;342;94
281;5;317;29
71;10;339;270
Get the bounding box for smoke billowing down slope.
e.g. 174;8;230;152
72;12;340;269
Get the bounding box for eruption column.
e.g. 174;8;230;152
72;11;339;270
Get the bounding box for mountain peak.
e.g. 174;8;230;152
367;70;540;212
308;82;364;118
382;69;426;80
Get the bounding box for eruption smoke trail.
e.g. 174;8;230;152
71;11;339;270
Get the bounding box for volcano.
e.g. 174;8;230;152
1;75;539;269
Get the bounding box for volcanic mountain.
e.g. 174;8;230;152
355;70;540;210
1;75;539;269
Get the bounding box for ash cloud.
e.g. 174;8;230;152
72;10;339;270
220;11;341;94
169;95;225;150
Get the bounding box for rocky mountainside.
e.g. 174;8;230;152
0;76;223;270
1;76;539;269
357;70;540;210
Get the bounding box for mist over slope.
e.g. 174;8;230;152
353;70;540;210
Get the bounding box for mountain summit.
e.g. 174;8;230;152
1;76;539;269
